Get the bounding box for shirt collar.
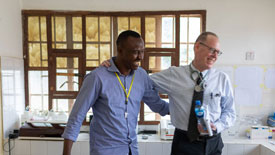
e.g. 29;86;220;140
107;57;135;75
190;62;209;77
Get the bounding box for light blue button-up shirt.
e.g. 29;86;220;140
62;58;169;155
150;63;236;133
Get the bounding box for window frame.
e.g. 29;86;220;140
22;10;206;125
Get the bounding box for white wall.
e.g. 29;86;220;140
21;0;275;64
11;0;275;138
1;57;25;138
0;0;23;58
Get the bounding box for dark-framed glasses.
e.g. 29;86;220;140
199;42;223;56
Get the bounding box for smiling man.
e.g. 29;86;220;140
100;31;236;155
62;30;169;155
151;32;236;155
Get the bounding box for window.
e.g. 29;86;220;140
23;10;206;125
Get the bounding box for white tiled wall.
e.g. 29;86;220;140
5;140;275;155
4;140;88;155
1;56;25;138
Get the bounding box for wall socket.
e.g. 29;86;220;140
245;51;255;60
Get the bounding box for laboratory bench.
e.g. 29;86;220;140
4;133;275;155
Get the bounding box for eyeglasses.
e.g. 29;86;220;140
199;42;223;56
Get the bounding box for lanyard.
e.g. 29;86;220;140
115;72;135;103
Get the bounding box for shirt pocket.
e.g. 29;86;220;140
204;91;221;114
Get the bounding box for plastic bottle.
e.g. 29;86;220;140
194;100;213;136
194;100;205;129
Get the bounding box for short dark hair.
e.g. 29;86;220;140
116;30;141;47
195;31;218;43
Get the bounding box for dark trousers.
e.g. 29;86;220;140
171;128;224;155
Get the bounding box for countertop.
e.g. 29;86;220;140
18;133;275;152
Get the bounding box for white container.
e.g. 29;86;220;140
247;126;270;139
160;120;175;140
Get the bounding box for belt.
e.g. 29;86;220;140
175;128;219;142
197;135;218;141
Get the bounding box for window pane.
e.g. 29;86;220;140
180;17;188;43
40;17;47;42
74;57;78;68
188;44;195;63
189;17;201;42
30;96;43;111
72;17;82;42
180;44;188;66
100;17;111;42
56;43;67;49
56;57;67;68
55;17;66;42
86;17;98;42
41;43;48;67
161;44;173;48
145;17;156;43
130;17;141;34
144;104;160;121
149;56;171;73
145;44;156;48
28;71;48;111
41;43;48;60
100;44;110;63
162;17;174;43
52;99;75;113
56;70;79;91
86;44;99;59
56;57;79;91
118;17;129;35
28;16;40;41
73;43;82;49
29;71;48;94
28;43;41;67
146;16;175;48
86;61;99;67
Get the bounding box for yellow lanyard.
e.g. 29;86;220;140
115;72;135;103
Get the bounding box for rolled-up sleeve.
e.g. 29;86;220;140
150;68;172;94
62;71;101;141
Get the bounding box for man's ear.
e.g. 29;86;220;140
194;42;200;52
117;46;122;55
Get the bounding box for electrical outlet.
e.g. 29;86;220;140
245;51;255;60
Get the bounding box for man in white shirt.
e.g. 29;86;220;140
151;32;236;155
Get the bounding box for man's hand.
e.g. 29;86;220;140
197;123;216;134
100;60;111;67
210;123;217;131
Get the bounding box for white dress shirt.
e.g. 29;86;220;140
150;63;236;133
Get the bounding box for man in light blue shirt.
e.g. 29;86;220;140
151;32;236;155
62;30;169;155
